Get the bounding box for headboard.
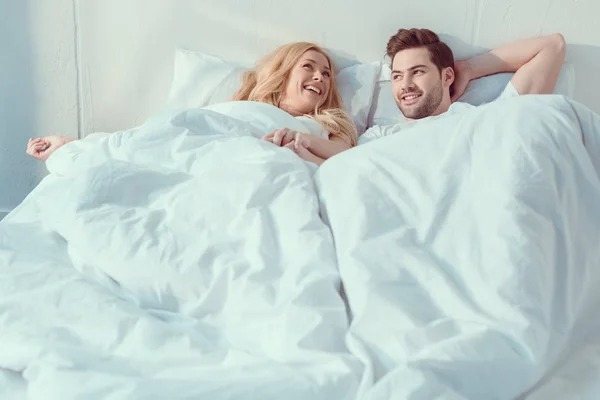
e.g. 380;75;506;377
76;0;600;134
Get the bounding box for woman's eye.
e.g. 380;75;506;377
323;71;330;77
303;64;313;70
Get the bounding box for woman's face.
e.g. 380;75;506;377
279;49;331;116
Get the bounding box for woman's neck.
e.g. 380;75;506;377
278;98;309;117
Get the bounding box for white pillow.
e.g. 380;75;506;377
166;49;381;134
367;62;576;129
367;81;404;127
167;50;249;110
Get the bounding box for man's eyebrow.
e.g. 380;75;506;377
391;65;429;74
305;59;331;70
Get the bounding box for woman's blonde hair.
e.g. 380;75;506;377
232;42;357;146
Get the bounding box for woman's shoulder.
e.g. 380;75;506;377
295;116;329;139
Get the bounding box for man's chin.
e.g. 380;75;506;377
397;99;420;116
399;106;421;119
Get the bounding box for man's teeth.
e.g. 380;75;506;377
306;86;321;94
404;94;420;100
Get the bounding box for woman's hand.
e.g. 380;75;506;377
283;139;324;166
451;60;473;103
283;140;307;156
26;135;75;162
264;128;325;165
262;128;311;149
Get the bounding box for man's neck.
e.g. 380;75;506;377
431;96;452;117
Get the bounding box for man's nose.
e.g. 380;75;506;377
401;76;415;91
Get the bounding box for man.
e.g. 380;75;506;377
359;28;566;144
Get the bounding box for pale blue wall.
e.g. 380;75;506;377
0;0;79;218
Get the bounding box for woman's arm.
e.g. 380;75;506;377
301;135;351;160
26;136;78;161
263;128;351;160
286;143;326;166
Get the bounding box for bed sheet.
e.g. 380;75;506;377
0;369;26;400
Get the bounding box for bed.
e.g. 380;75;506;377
3;84;600;399
2;2;600;399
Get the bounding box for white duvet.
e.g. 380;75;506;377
318;95;600;399
0;102;362;399
1;96;599;399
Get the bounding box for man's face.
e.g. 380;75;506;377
391;47;446;120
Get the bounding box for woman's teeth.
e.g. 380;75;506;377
305;85;321;94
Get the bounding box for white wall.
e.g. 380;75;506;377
2;0;600;216
76;0;600;135
472;0;600;121
0;0;78;217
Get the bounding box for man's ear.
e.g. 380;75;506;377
444;67;455;87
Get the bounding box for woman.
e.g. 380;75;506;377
233;42;357;165
27;42;357;166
